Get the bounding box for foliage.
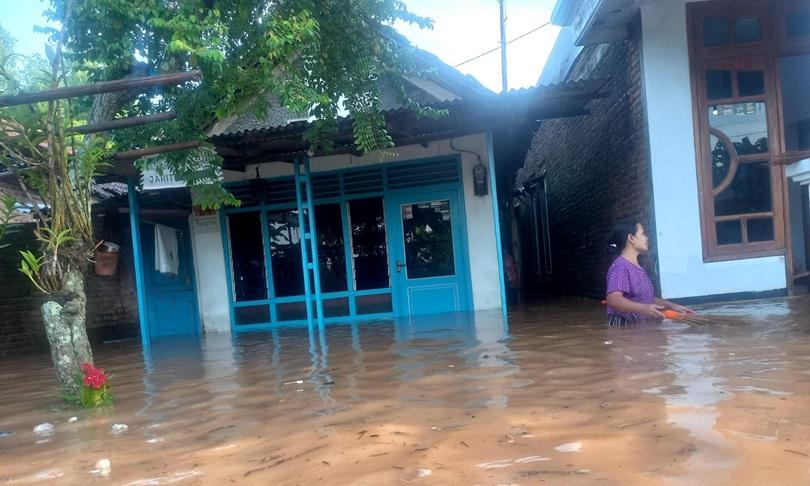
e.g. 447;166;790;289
47;0;435;208
1;21;104;295
0;195;17;249
19;228;76;294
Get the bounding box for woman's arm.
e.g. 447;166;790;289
654;298;695;314
607;291;665;318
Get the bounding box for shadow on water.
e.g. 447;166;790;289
1;298;810;485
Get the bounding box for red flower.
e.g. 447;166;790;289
80;363;108;390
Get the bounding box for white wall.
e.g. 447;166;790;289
640;0;787;299
190;212;231;332
208;133;502;317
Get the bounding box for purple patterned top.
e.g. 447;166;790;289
606;256;655;322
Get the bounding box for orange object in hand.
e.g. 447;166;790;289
663;309;684;320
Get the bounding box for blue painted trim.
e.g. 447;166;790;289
230;311;394;332
486;132;508;322
450;158;475;309
218;211;238;331
293;158;314;327
185;218;203;333
222;154;467;329
258;209;278;322
340;199;358;316
228;288;391;308
304;156;325;326
127;178;151;352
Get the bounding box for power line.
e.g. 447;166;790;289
454;21;551;68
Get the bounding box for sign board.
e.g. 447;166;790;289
141;165;186;191
193;214;220;234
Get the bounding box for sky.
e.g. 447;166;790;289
0;0;561;93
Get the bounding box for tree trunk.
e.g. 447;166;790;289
41;269;93;396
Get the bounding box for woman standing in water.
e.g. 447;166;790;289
605;220;693;326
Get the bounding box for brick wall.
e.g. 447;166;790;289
0;213;140;358
517;15;658;299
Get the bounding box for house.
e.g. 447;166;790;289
516;0;810;303
91;37;605;347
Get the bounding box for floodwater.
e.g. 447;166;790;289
1;299;810;485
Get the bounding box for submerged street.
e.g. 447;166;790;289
1;298;810;485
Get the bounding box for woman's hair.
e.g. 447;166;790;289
607;219;640;255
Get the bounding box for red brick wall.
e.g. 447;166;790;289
517;15;658;299
0;214;140;358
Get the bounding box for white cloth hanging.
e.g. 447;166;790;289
154;224;179;275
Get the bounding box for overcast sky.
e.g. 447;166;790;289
0;0;560;92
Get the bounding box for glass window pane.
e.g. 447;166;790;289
717;220;743;245
706;70;732;99
714;161;773;216
349;198;390;290
704;17;730;47
779;54;810;151
747;218;775;242
356;293;393;315
734;17;761;43
710;134;732;188
315;204;347;293
708;102;768;155
786;10;810;38
401;200;456;279
228;212;267;302
323;297;350;318
234;305;270;325
268;209;304;297
737;71;764;97
277;301;308;321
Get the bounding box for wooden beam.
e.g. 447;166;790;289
67;111;176;134
0;71;202;107
773;150;810;166
112;140;201;161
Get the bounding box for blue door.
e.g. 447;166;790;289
386;189;471;317
140;220;200;337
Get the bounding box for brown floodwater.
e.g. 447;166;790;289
1;298;810;485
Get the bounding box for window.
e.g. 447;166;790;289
227;212;267;301
688;0;810;260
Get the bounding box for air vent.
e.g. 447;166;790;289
387;159;459;189
343;167;385;195
228;158;460;207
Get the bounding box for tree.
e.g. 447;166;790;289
0;1;434;398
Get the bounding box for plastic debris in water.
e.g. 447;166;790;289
604;340;614;345
554;441;582;452
30;469;63;480
68;417;78;424
111;424;130;435
119;470;201;486
476;459;514;469
146;437;164;444
401;468;432;482
283;380;304;385
90;459;112;477
33;423;55;437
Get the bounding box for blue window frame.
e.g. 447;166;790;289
220;156;468;331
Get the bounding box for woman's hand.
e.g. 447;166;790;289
642;304;667;318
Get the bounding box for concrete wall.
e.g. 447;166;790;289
640;0;786;298
190;212;231;332
193;133;503;330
